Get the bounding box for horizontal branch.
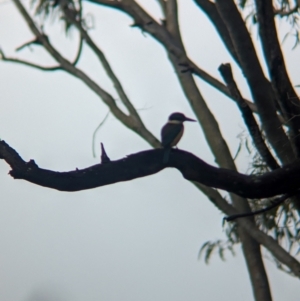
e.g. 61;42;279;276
2;140;300;198
0;48;61;71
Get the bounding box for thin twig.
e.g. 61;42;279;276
224;193;293;222
92;111;110;158
1;55;61;71
15;36;44;52
72;33;83;66
100;142;111;163
12;0;160;148
63;9;139;117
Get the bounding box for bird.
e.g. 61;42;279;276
161;112;196;163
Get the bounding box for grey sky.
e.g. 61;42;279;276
0;1;299;300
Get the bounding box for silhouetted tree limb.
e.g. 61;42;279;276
193;0;240;66
219;63;280;170
89;0;257;114
215;0;295;165
2;140;300;198
2;138;300;278
255;0;300;157
224;193;293;221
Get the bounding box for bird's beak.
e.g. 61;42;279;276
184;116;196;122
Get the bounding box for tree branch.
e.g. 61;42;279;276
224;193;292;221
15;35;44;52
72;33;83;66
0;56;61;71
219;63;280;170
12;0;160;148
193;0;240;66
164;0;182;46
86;0;258;115
3;140;300;198
181;61;258;113
215;0;295;165
255;0;300;157
62;7;141;119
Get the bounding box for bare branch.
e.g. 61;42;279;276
86;0;121;9
12;0;161;148
62;8;140;118
215;0;295;164
164;0;182;45
72;33;83;66
0;55;61;71
15;35;45;52
1;138;299;275
219;63;280;170
224;193;293;221
100;142;111;163
3;140;300;199
92;111;110;158
156;0;166;16
87;0;258;115
255;0;300;157
193;0;240;65
187;60;258;113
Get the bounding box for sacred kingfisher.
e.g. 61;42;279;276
161;112;196;163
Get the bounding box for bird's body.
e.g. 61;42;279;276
161;121;184;148
161;112;196;163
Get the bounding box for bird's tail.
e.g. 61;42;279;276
163;148;171;164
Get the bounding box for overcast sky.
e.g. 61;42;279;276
0;1;299;301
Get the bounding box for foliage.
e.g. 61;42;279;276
200;135;300;269
31;0;82;33
239;0;300;47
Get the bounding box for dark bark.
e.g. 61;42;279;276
225;193;291;221
254;0;300;157
215;0;295;164
193;0;240;65
2;140;300;198
219;63;280;170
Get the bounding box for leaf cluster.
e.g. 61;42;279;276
31;0;82;34
200;135;300;273
239;0;300;48
198;222;238;264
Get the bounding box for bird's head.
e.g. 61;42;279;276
168;112;196;123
